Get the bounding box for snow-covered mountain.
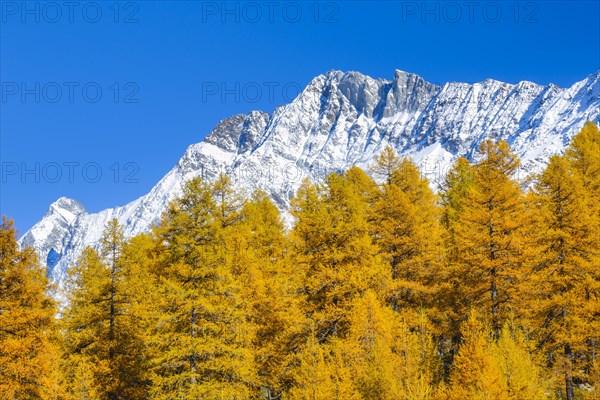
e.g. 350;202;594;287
19;69;600;290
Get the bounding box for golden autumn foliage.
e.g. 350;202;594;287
444;310;550;400
288;332;360;400
445;140;528;338
565;121;600;207
0;217;59;400
148;176;254;399
371;149;443;315
61;219;149;399
230;190;304;398
290;170;389;341
526;144;600;399
345;291;439;400
3;121;598;399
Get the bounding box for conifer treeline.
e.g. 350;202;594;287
1;122;598;399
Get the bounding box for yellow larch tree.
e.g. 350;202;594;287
290;170;389;342
0;217;59;400
61;246;106;400
444;310;551;400
445;310;507;400
446;140;527;339
370;147;444;313
288;328;359;400
344;290;403;399
440;157;474;262
227;189;304;399
564;121;600;208
61;219;149;400
528;152;600;400
492;323;551;399
371;145;402;185
344;290;439;400
148;177;254;399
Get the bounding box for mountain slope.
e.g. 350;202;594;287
19;69;600;290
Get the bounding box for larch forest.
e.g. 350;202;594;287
1;121;599;400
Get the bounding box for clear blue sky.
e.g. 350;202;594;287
1;0;599;234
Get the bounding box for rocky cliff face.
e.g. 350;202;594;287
19;69;600;291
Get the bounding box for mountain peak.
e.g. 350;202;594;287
19;69;600;295
45;197;86;222
319;69;425;86
203;111;271;154
393;69;424;82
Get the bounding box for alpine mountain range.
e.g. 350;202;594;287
18;69;600;292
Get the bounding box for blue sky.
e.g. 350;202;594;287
1;0;599;234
